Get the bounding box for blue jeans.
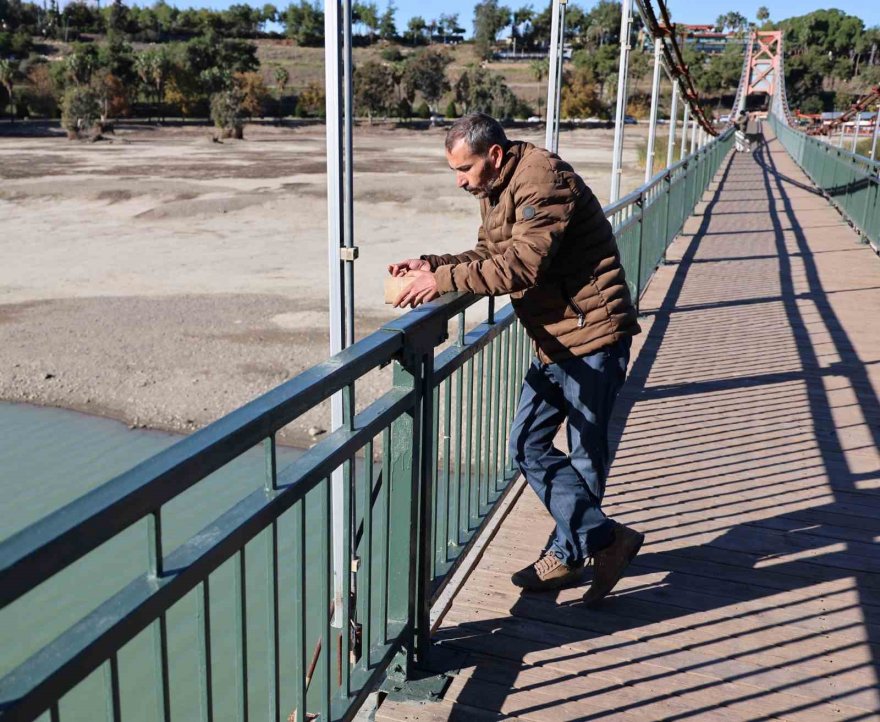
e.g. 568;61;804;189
508;338;631;565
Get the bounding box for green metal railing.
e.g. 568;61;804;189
769;113;880;248
0;129;734;722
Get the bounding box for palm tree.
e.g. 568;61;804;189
529;58;548;118
273;65;289;122
0;60;18;123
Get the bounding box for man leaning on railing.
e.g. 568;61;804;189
387;112;644;607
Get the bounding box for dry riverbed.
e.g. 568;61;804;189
0;121;649;446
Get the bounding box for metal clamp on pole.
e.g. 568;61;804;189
340;247;359;261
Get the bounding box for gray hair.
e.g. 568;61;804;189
445;113;508;156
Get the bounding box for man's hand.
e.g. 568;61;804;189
388;258;430;277
393;270;440;309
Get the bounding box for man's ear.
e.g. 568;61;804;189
489;143;505;169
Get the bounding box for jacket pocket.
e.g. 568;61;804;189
560;280;586;329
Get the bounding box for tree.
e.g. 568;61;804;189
297;81;325;116
106;0;132;37
272;65;290;120
378;2;397;40
582;0;621;48
405;16;427;45
21;63;58;118
235;71;270;116
454;64;524;118
211;85;246;138
529;58;547;116
354;60;395;121
402;47;451;112
473;0;510;60
571;44;618;100
756;6;769;24
0;59;18;121
135;46;173;109
61;85;100;137
561;66;606;119
66;43;100;86
510;6;533;54
283;0;323;46
355;1;379;41
92;69;129;124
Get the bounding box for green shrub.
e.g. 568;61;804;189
396;97;412;119
380;47;404;62
61;86;100;137
414;100;431;119
210;87;246;138
445;100;457;118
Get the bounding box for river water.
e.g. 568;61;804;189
0;402;343;721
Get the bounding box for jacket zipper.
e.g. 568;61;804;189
561;282;586;329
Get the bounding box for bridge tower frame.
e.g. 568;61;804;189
738;30;782;113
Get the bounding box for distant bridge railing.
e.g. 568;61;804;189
0;128;733;722
769;113;880;249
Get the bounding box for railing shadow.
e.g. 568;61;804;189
420;136;880;719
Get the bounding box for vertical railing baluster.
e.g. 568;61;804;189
197;578;214;722
104;654;122;722
147;510;171;722
360;439;374;669
452;364;464;563
264;435;280;722
320;478;332;722
50;703;60;722
379;427;391;643
471;349;484;530
438;379;451;574
483;338;495;513
460;356;473;549
291;499;306;722
341;457;353;701
234;549;249;722
494;329;507;491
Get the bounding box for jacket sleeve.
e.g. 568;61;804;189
419;226;492;270
433;172;576;296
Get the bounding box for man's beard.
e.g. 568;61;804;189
464;174;500;199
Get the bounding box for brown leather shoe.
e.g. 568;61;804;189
582;523;644;607
511;552;585;591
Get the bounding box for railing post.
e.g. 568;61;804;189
384;313;448;677
662;172;672;263
634;190;644;314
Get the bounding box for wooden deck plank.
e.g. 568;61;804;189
376;129;880;720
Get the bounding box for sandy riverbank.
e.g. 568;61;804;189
0;122;650;446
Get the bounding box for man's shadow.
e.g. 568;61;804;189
418;136;880;720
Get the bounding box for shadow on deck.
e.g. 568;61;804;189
377;130;880;721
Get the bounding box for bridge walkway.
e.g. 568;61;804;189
376;128;880;721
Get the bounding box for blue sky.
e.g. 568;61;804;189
120;0;880;32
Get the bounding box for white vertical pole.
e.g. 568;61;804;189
838;123;845;148
553;1;567;152
680;102;689;160
343;0;354;347
871;105;879;161
544;0;562;152
667;79;679;168
324;0;347;629
645;37;662;182
690;119;697;154
609;0;633;202
852;112;860;154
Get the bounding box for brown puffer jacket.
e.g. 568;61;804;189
421;140;640;363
